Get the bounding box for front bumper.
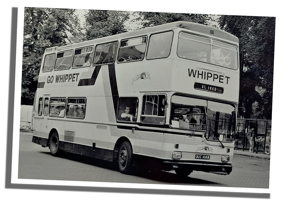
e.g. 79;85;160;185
163;160;232;175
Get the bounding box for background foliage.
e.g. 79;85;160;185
22;7;84;104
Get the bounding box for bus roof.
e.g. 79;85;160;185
45;21;238;53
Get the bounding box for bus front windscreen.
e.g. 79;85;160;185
206;101;236;142
170;95;236;141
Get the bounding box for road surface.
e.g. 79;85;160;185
18;133;270;188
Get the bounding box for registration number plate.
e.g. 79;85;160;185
195;155;210;160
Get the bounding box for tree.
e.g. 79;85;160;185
218;16;275;119
22;7;83;105
84;10;130;40
136;11;211;28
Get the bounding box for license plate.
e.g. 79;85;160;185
195;155;210;160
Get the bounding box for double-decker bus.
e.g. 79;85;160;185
32;21;239;177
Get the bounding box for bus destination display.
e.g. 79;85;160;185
194;82;224;94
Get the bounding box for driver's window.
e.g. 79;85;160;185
117;97;138;122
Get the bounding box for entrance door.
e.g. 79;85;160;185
42;96;50;133
33;97;43;136
33;96;50;139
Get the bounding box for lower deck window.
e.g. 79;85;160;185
49;98;66;117
66;98;86;119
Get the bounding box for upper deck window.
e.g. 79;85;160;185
147;31;173;60
178;32;238;70
211;40;238;69
118;36;147;63
94;41;118;65
73;46;93;68
55;50;73;70
42;54;56;72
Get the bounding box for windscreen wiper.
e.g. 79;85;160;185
215;133;225;149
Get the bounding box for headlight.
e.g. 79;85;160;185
172;151;182;160
221;155;230;162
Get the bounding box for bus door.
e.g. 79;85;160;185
37;96;50;134
42;96;50;132
33;96;44;134
33;96;49;137
137;95;166;155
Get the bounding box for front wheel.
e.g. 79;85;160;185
49;132;60;156
175;168;193;177
118;141;133;173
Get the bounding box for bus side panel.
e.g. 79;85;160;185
115;59;173;94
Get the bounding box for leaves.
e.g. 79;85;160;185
22;7;84;105
136;11;210;28
218;15;275;119
84;10;130;40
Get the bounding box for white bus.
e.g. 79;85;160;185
32;21;239;177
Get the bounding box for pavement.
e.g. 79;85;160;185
234;149;270;160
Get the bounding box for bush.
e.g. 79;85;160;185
20;125;33;132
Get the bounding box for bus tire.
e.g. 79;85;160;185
49;132;60;156
175;168;193;177
118;141;133;173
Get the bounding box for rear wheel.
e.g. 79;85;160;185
175;168;193;177
49;132;60;156
118;141;133;173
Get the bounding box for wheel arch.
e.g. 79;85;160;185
47;128;59;146
113;136;133;162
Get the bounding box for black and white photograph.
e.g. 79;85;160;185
3;1;293;201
